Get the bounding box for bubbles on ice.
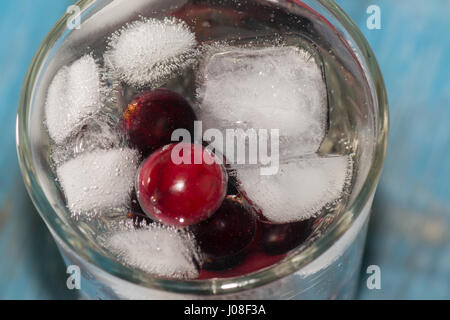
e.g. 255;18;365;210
237;155;353;223
106;225;201;279
51;118;125;166
45;55;106;144
105;17;197;86
56;148;140;216
197;46;327;155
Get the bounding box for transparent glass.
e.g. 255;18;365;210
17;0;388;299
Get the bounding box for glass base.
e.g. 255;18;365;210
55;195;373;300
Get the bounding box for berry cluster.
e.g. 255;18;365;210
123;89;313;277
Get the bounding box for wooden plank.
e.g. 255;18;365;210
1;0;448;299
335;0;450;299
0;0;76;300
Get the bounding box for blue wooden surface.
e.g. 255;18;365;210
0;0;77;300
335;0;450;299
0;0;449;299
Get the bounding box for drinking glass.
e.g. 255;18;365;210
16;0;388;299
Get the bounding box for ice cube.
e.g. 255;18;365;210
45;55;105;144
57;148;140;216
106;225;201;279
105;17;197;86
51;118;124;166
197;46;327;156
236;155;353;223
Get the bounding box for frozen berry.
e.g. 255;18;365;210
137;143;227;227
260;219;314;255
192;196;256;268
121;89;197;156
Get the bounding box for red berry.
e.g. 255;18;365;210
260;219;313;255
197;251;285;279
225;169;239;195
121;89;197;156
192;196;257;269
137;143;227;227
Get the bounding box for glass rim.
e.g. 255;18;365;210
16;0;389;295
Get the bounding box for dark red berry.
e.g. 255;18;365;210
225;170;239;195
260;219;314;255
121;89;197;156
137;143;227;227
201;251;247;271
197;251;285;279
192;196;256;269
172;4;248;41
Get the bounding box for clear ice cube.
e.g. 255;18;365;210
197;46;327;157
237;155;353;223
45;55;105;144
106;225;201;279
56;148;140;217
105;17;197;86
